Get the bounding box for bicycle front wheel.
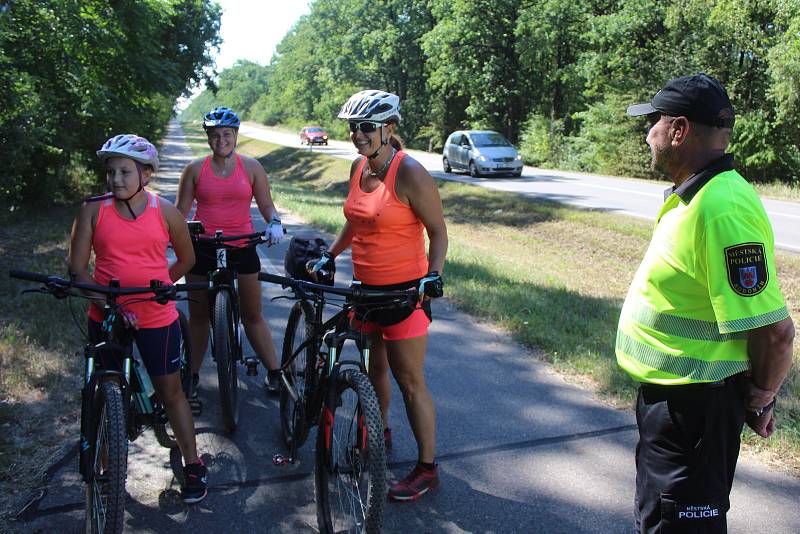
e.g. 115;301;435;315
280;300;317;450
315;369;387;534
85;380;128;534
213;290;239;433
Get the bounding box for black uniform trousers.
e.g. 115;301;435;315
634;376;745;533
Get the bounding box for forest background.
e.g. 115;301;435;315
3;0;800;209
182;0;800;188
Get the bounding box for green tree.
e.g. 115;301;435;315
0;0;222;206
423;0;525;141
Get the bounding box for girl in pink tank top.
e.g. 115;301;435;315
176;107;284;394
68;134;207;503
193;154;255;240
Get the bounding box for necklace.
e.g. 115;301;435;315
368;148;396;178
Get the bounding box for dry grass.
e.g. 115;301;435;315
0;205;84;520
221;129;800;474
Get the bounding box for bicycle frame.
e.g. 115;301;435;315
207;244;242;364
8;271;204;482
190;227;267;367
259;272;417;457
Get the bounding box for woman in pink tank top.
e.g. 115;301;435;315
176;107;284;394
317;91;448;501
68;134;207;503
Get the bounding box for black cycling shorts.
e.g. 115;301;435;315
88;318;182;377
189;245;261;276
353;278;433;327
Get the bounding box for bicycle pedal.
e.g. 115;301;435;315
272;453;296;466
189;399;202;416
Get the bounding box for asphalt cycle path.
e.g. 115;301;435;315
15;121;800;533
239;122;800;254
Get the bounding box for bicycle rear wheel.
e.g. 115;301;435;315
85;380;128;534
153;310;192;449
315;369;387;534
178;308;192;396
280;300;317;450
213;290;239;433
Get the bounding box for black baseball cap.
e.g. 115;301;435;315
627;73;735;128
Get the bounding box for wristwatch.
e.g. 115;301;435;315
752;398;776;417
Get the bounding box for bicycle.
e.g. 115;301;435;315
9;270;206;534
259;271;420;534
188;221;270;433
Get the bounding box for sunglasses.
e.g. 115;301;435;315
349;121;384;133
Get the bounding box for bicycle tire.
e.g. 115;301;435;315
279;300;317;449
153;309;193;449
213;290;239;433
85;380;128;534
315;369;387;534
178;308;192;396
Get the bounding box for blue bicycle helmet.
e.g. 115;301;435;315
203;107;240;129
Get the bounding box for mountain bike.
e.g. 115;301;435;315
259;272;419;534
188;221;269;433
9;270;206;534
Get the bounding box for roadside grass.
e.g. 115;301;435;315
752;181;800;202
0;206;83;520
195;125;799;473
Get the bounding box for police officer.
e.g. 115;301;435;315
616;73;795;533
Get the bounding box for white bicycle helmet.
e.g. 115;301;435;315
96;134;159;172
338;90;401;124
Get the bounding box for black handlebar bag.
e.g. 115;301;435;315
283;231;333;285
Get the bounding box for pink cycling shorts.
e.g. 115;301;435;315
350;306;432;341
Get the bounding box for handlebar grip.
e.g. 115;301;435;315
176;282;213;291
9;270;67;285
258;272;291;286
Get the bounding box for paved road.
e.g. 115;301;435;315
239;123;800;253
14;122;800;533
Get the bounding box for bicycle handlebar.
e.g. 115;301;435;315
9;270;210;297
258;272;419;301
191;230;267;247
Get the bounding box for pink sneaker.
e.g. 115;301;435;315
388;464;439;502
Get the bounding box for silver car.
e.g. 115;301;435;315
442;130;523;178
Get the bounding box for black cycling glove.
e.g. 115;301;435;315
418;271;444;298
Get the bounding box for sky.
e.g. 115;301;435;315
213;0;313;70
178;0;313;108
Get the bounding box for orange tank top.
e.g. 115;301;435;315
193;154;254;246
343;151;428;285
88;192;177;328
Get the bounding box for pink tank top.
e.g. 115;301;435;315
89;192;177;328
193;154;254;246
343;152;428;285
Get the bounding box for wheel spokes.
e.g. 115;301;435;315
329;393;369;532
91;404;109;532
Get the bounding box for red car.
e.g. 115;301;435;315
300;126;328;145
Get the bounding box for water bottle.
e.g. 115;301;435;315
133;360;155;415
137;362;155;398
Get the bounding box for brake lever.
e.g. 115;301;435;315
22;288;45;295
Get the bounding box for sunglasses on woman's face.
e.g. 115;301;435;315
349;121;383;133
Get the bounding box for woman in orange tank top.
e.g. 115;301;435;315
176;107;284;395
68;134;207;503
317;90;448;502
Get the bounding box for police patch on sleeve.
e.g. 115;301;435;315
724;242;768;296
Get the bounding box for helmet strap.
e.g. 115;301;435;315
367;125;389;159
116;162;145;220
